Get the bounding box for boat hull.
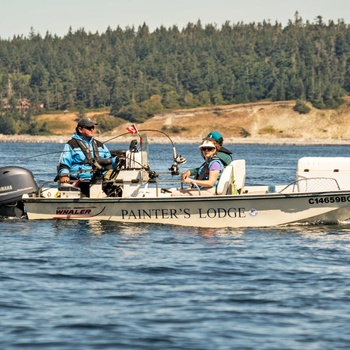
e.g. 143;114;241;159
23;191;350;228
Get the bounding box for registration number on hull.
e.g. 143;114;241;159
309;196;350;205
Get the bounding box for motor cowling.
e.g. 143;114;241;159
0;166;38;206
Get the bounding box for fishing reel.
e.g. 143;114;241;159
169;162;179;175
148;170;159;181
169;154;186;176
175;155;186;165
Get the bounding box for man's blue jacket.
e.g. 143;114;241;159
57;132;117;180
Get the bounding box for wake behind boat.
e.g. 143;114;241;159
1;129;350;228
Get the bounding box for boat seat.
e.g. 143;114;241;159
216;160;246;195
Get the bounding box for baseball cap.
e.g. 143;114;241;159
205;131;223;145
77;117;97;128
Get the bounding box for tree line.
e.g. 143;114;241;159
0;13;350;134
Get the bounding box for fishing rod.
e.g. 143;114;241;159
105;129;186;163
17;150;66;162
103;132;132;144
17;131;142;162
16;131;133;162
17;126;186;176
105;129;186;175
16;136;132;162
138;129;186;166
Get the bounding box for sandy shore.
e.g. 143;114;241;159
1;134;350;145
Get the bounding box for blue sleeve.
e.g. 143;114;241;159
58;144;73;176
99;144;118;168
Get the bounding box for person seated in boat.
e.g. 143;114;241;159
171;139;224;196
182;131;233;181
57;117;119;183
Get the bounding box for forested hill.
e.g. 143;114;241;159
1;14;350;135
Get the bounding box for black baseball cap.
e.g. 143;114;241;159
77;117;97;128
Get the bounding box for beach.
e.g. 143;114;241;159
3;98;350;146
1;133;350;145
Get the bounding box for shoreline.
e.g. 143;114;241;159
1;134;350;145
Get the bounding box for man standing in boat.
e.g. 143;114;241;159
57;117;118;183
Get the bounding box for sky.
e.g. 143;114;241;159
1;0;350;39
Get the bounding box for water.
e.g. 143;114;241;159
1;141;350;349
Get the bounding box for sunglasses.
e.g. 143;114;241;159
201;147;215;151
83;126;95;131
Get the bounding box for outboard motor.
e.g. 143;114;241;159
0;166;38;217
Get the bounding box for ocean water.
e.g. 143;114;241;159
1;141;350;349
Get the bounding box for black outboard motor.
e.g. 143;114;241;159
0;166;38;218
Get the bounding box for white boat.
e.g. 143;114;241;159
2;131;350;228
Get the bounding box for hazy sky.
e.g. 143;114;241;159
1;0;349;39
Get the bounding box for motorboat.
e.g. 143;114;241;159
2;129;350;228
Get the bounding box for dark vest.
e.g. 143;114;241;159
67;138;103;165
196;155;222;180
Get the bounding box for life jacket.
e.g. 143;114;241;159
218;146;233;166
67;138;102;165
195;155;223;189
220;146;232;156
56;137;105;180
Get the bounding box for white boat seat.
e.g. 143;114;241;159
216;160;246;195
216;164;234;195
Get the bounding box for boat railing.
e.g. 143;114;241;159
279;177;341;193
36;180;59;196
143;177;199;197
35;171;201;198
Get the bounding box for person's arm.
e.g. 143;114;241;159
100;144;119;168
183;161;222;188
183;168;198;180
183;169;220;188
57;144;73;182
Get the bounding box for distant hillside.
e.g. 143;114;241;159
2;20;349;120
36;98;350;143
